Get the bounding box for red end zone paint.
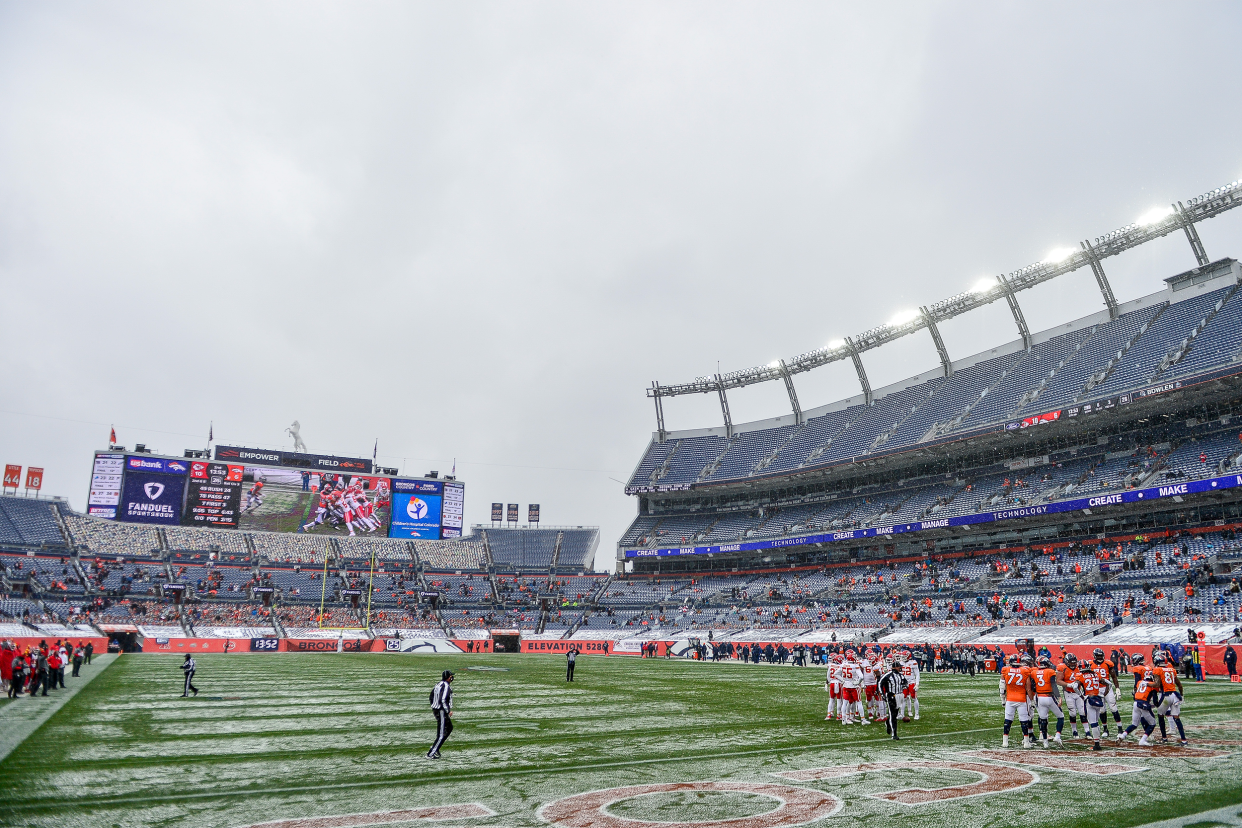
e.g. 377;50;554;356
236;802;494;828
961;750;1145;776
538;781;841;828
775;761;1035;805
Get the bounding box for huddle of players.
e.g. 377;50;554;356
300;479;384;536
825;648;920;725
999;647;1187;751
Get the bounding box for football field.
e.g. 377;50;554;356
1;653;1240;828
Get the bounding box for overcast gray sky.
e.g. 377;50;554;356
2;2;1241;570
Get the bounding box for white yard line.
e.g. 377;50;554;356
1134;802;1242;828
0;654;117;764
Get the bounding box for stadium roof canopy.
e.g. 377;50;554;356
647;179;1242;438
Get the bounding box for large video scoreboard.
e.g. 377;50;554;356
86;446;465;540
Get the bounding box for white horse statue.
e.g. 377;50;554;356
287;421;307;453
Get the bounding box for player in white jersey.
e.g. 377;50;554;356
899;650;921;720
840;651;866;724
825;654;843;720
861;654;881;721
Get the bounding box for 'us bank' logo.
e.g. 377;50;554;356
144;482;165;500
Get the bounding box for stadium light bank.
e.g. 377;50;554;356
646;179;1242;441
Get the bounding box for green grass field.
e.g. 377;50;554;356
1;653;1240;828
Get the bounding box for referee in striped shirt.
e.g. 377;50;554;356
180;655;199;697
878;660;905;740
427;670;454;759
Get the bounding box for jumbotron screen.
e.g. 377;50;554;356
87;447;463;540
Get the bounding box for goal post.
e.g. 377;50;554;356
317;549;375;630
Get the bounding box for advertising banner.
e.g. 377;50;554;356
624;471;1242;559
528;504;540;524
520;639;610;654
389;489;443;539
126;456;190;475
281;638;385;652
507;503;519;523
491;502;503;521
142;638;240;653
383;638;468;654
393;479;442;495
3;464;20;490
23;467;42;490
119;470;188;525
214;445;372;474
183;462;244;528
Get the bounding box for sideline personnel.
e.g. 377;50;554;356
427;670;454;759
566;646;578;682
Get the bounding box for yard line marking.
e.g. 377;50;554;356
236;803;495;828
0;654;117;765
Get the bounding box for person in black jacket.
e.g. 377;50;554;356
1225;644;1237;678
878;660;907;740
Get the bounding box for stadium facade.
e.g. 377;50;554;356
619;180;1242;582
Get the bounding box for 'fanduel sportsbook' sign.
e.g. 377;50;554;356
213;445;373;474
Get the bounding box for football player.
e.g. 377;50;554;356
1058;652;1086;738
825;653;843;721
862;652;881;722
1118;654;1160;746
1152;651;1188;745
1091;648;1123;737
841;651;866;724
900;649;921;721
1032;654;1066;747
1075;658;1106;751
1000;653;1034;748
244;480;264;513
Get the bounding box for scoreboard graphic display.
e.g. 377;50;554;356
184;462;244;528
88;449;462;539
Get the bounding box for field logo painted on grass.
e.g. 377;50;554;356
774;761;1036;805
236;802;495;828
538;782;842;828
961;750;1146;776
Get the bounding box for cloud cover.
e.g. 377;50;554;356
1;2;1240;569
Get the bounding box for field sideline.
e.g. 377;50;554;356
0;653;1239;828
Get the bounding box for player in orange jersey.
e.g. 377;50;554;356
1091;648;1123;737
1073;661;1106;751
1032;654;1067;747
1118;654;1160;746
1000;653;1034;748
1152;651;1188;745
